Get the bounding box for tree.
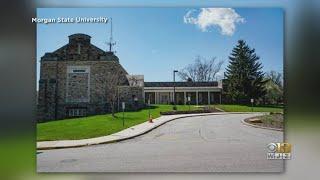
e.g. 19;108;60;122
264;71;283;104
126;75;143;87
105;62;128;118
225;40;266;104
266;71;283;89
178;56;223;82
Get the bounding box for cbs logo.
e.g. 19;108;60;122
267;143;291;160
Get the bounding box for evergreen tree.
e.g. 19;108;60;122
225;40;266;104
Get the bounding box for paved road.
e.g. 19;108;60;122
37;114;284;172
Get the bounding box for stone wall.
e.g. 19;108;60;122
66;71;90;103
38;59;133;121
118;86;145;111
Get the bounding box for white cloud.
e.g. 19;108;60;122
183;8;245;36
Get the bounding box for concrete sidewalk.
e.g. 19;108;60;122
37;112;265;150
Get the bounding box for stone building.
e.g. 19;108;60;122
37;33;144;121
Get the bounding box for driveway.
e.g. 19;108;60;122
37;113;284;172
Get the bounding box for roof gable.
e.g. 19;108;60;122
41;33;119;62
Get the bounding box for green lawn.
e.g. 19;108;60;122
37;104;283;141
37;105;200;141
215;104;283;113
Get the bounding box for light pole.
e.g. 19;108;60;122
173;70;178;110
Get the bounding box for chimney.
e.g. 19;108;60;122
68;33;91;45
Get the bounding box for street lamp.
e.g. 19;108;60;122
173;70;178;110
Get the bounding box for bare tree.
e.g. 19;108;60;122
178;56;223;82
126;75;144;87
105;63;128;118
264;71;283;104
266;71;283;89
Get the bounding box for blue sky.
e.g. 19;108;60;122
37;8;283;83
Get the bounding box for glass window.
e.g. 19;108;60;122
68;108;87;117
73;69;86;73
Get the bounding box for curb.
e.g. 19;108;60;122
241;118;283;132
37;112;263;150
214;107;225;112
